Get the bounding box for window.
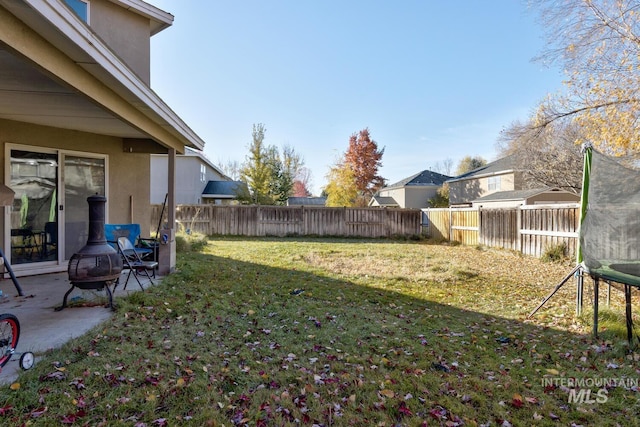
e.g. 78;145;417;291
64;0;89;23
200;164;206;182
488;176;501;191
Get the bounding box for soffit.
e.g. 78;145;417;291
0;45;148;138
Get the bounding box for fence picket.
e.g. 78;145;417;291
424;204;580;258
151;205;422;239
151;204;580;258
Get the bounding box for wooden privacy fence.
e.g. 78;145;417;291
150;205;422;238
423;204;580;257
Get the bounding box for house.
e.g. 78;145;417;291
0;0;205;276
151;148;245;205
368;196;399;208
369;170;451;209
447;155;580;208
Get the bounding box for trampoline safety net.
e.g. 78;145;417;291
580;149;640;287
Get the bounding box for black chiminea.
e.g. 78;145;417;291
56;195;122;311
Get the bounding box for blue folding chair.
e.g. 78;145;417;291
104;224;155;261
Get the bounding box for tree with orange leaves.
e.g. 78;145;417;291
324;128;385;207
344;128;385;206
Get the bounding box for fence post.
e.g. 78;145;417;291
517;206;522;254
477;207;482;246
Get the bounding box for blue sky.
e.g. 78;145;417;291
149;1;564;195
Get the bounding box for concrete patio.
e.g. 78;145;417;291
0;269;157;385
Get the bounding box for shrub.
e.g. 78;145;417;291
175;228;208;253
541;242;568;263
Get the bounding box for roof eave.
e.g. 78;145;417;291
446;169;516;183
107;0;173;35
18;0;204;151
202;194;235;198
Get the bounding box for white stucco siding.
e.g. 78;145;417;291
175;157;206;204
151;154;227;204
150;154;167;204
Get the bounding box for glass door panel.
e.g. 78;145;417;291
9;150;58;265
63;155;105;260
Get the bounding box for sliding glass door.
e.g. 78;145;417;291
7;147;106;270
9;149;58;265
62;154;105;260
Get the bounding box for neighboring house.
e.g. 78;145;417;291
287;197;327;206
447;155;580;208
0;0;205;276
151;147;244;205
368;196;399;208
369;170;452;209
202;180;248;205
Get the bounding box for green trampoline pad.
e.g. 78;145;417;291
586;262;640;288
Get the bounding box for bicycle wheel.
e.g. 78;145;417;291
0;313;20;368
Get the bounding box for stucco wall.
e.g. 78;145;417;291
89;0;151;84
449;172;517;205
379;186;441;208
379;187;405;207
404;186;439;209
0;118;151;237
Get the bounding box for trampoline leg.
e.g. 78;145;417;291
576;273;584;316
625;285;633;344
606;282;611;307
593;278;599;338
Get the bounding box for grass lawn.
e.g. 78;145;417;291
1;237;639;426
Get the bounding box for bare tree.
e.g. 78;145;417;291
431;158;454;176
498;118;584;194
217;158;241;180
531;0;640;156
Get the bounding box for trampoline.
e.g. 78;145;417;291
531;145;640;343
579;145;640;342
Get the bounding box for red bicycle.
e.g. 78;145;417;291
0;314;33;372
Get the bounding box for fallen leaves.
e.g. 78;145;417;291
3;239;639;426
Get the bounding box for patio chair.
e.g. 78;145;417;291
104;223;156;261
43;221;57;259
115;236;158;291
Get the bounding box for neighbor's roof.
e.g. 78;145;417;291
472;188;579;203
369;196;399;207
202;181;247;198
447;155;518;183
384;170;452;190
287;197;327;206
